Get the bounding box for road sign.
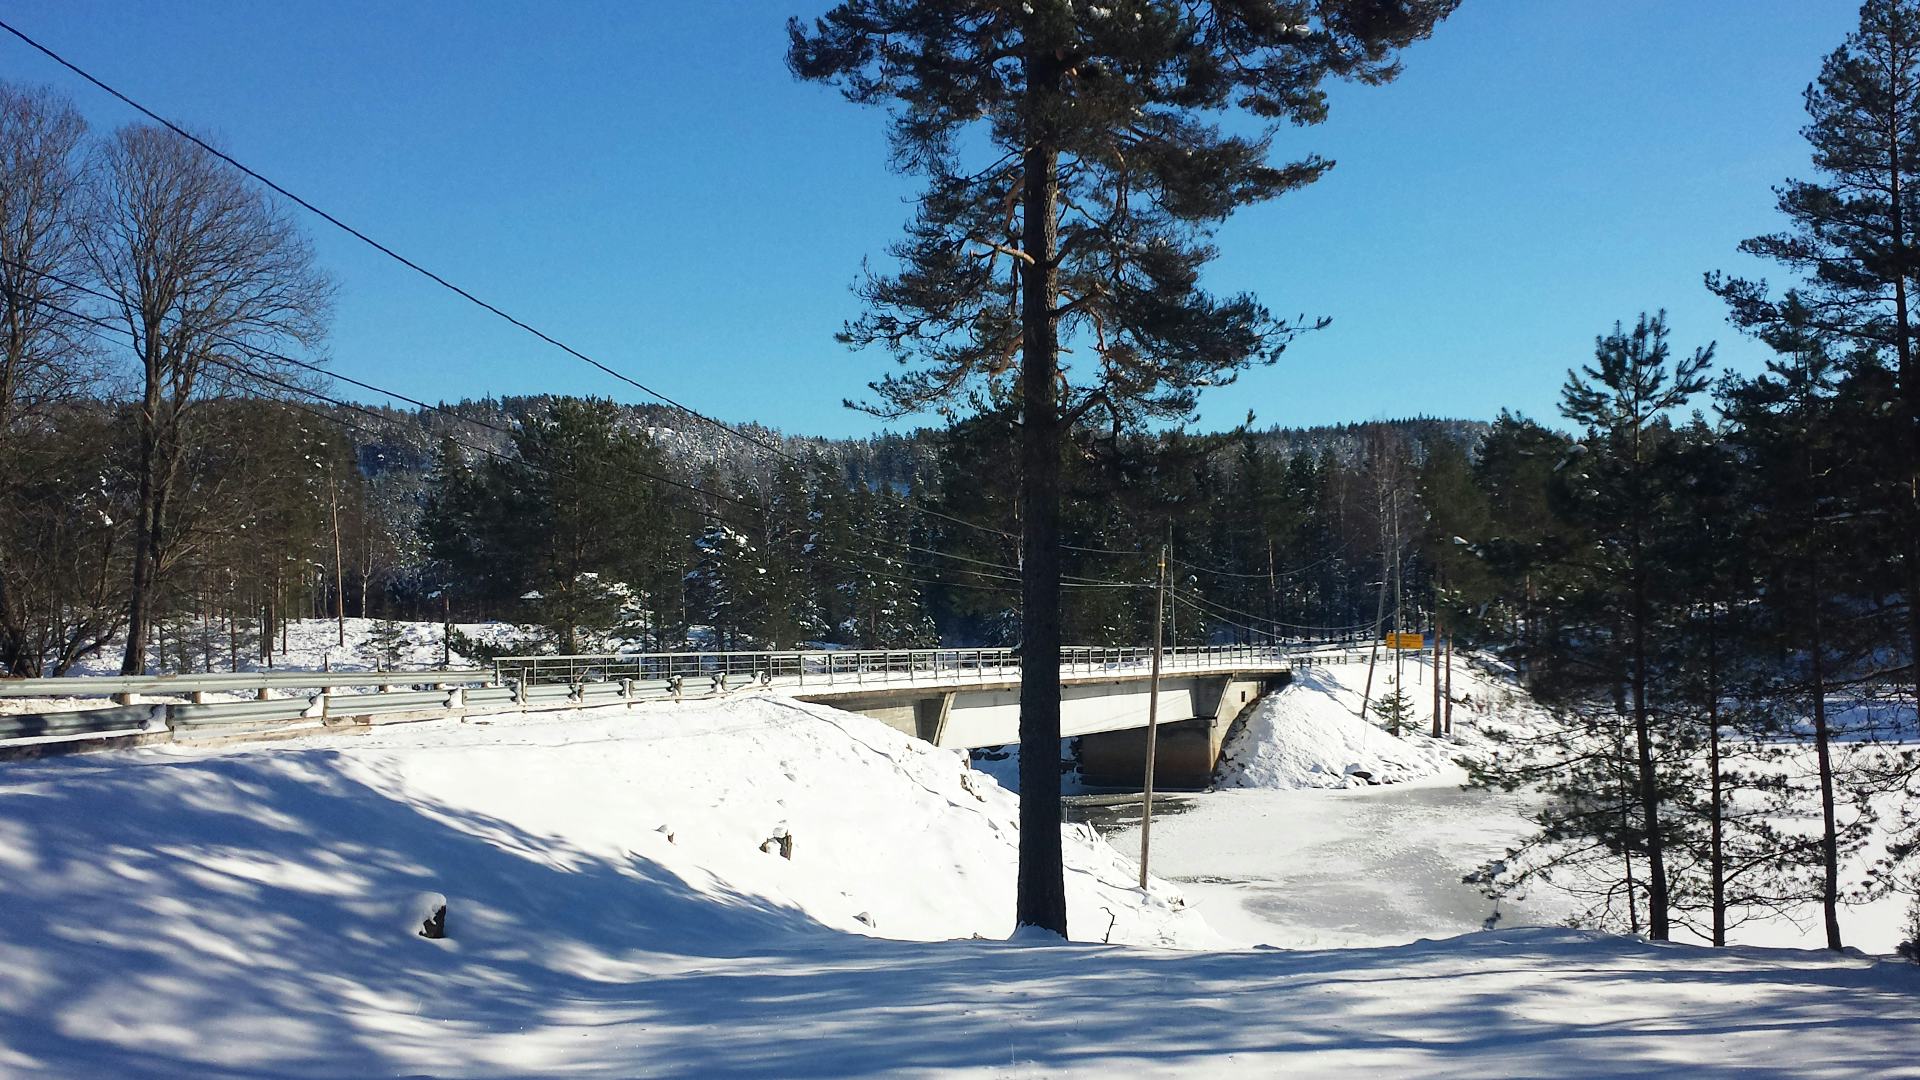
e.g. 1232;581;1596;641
1387;632;1425;650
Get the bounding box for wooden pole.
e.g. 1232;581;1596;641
1443;628;1454;734
1359;547;1390;719
1431;609;1444;737
328;465;345;648
1138;545;1168;890
1267;538;1278;646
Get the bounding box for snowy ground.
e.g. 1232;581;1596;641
60;616;519;677
1;689;1917;1076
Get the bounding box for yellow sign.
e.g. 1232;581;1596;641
1387;632;1425;650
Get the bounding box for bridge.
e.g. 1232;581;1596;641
0;642;1368;785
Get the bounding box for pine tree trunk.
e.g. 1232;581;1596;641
1707;598;1725;947
1014;50;1067;937
1629;421;1670;940
1885;85;1920;722
1809;540;1844;950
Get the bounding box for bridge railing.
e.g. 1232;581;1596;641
491;642;1321;692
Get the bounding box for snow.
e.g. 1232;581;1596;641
1187;653;1919;955
1216;664;1448;788
55;617;524;677
0;690;1916;1074
1215;651;1534;789
1107;778;1579;949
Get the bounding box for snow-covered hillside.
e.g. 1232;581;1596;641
1216;651;1537;789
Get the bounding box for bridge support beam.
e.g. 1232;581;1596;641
1079;718;1216;789
914;692;954;745
1076;673;1287;790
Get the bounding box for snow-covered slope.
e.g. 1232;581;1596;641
1215;652;1546;790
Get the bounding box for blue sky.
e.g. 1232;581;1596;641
0;1;1860;438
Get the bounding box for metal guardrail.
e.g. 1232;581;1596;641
0;667;494;744
0;668;491;698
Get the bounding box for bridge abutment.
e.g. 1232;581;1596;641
1076;673;1286;789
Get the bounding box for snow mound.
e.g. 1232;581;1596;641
1217;664;1453;788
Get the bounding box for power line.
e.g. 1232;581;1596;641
0;18;1356;578
1171;533;1360;581
0;18;1057;553
0;16;800;464
19;289;1037;605
1171;585;1380;637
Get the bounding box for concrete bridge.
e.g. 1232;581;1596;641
492;643;1364;789
2;643;1368;784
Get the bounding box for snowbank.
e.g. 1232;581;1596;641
1217;663;1451;788
1215;652;1551;790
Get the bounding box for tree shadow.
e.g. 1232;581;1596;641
0;750;1915;1077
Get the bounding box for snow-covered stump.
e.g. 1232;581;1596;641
410;892;449;940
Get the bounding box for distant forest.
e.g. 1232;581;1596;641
2;370;1489;675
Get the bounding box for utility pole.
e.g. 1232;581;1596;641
1267;538;1278;647
1431;604;1444;738
1391;488;1404;696
328;464;346;649
1359;551;1389;719
1138;544;1168;890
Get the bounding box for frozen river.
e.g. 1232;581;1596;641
1087;770;1575;949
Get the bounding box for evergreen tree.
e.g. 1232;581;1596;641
424;398;676;653
1549;312;1712;942
1718;324;1884;949
790;0;1458;935
1710;0;1920;711
687;522;767;650
759;460;828;648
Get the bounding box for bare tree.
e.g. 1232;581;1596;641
0;81;116;675
0;81;91;428
85;124;332;674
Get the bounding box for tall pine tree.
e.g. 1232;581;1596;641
789;0;1457;936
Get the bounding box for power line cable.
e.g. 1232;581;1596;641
0;16;800;463
0;19;1053;552
21;289;1038;602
